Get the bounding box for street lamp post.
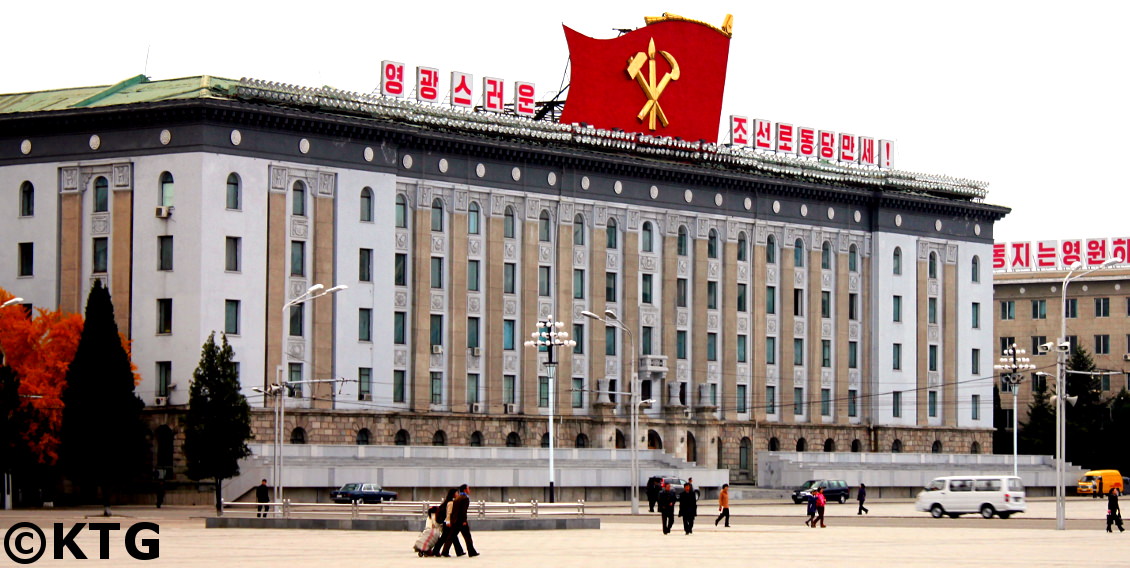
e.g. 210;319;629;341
1056;258;1118;530
581;309;641;515
273;283;346;506
524;317;574;503
1;297;24;510
994;344;1034;477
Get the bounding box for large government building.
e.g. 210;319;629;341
0;70;1009;489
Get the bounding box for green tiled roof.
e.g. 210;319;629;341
0;75;237;114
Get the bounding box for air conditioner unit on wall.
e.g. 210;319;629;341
470;403;484;413
1123;354;1130;362
504;403;517;414
155;206;172;218
154;396;168;406
471;347;482;357
431;344;444;354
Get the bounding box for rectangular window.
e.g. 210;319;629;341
848;341;858;369
766;385;777;414
892;391;902;418
467;317;480;349
158;236;174;271
711;383;718;406
467;374;480;404
820;388;831;416
737;384;748;413
157;298;173;334
1095;334;1110;355
1064;298;1077;319
793;288;804;316
573;324;584;354
928;390;938;417
503;375;516;404
972;302;981;329
892;343;902;370
468;260;480;292
156;362;172;397
572;377;583;408
503;319;515;350
1000;300;1015;320
430;372;443;404
928;297;937;324
605;326;616;356
290;241;305;276
848;389;858;417
641;326;653;356
504;263;516;294
972;348;981;375
17;242;33;277
538;376;549;407
707;281;718;309
358;248;372;282
431;257;444;289
972;394;981;420
289;304;303;337
707;332;717;361
1096;297;1110;317
848;293;859;321
430;314;443;346
737;335;748;363
929;344;939;371
538;266;551;296
821;291;831;318
288;363;303;397
1067;335;1078;353
821;340;832;368
794;387;804;415
225;299;240;335
642;273;654;304
1031;299;1047;319
605;272;617;302
394;253;407;286
359;368;372;400
737;284;748;312
793;338;804;366
225;237;240;272
1000;336;1016;354
766;337;777;365
1031;335;1047;355
893;295;902;322
358;308;372;341
676;278;688;308
92;237;108;273
676;330;687;359
573;269;584;299
766;286;776;315
394;312;406;344
1033;372;1047;392
393;370;405;403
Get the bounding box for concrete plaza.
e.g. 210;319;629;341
2;498;1128;567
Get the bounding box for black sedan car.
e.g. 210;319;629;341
330;483;398;504
791;479;850;504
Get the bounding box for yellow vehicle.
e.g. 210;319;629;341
1077;470;1123;498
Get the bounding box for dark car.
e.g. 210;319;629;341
792;479;850;504
331;483;398;504
655;476;700;500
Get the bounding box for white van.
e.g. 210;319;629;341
914;475;1026;519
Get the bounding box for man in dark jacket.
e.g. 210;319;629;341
646;477;662;512
1108;488;1125;532
255;479;270;518
442;484;480;557
431;488;464;557
678;482;697;534
658;483;677;534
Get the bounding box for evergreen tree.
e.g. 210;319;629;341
1018;381;1055;456
184;332;251;515
60;280;147;515
1106;389;1130;474
991;385;1010;454
1064;347;1105;469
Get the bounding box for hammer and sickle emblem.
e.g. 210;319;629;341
626;38;681;130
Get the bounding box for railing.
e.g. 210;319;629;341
220;499;586;519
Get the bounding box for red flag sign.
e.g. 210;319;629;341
561;14;732;143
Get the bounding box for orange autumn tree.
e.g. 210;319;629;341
0;289;83;466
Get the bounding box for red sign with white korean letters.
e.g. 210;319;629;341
994;238;1129;271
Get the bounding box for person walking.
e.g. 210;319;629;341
715;484;730;527
442;484;480;557
646;477;661;513
810;487;827;528
857;483;869;515
255;479;270;518
678;482;698;535
430;488;464;557
804;490;817;527
658;482;677;535
1107;488;1125;533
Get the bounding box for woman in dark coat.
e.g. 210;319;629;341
430;488;464;556
677;483;697;534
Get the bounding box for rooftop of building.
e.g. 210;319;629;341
0;74;1000;207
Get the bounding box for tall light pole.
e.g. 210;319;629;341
273;283;346;505
524;317;574;503
994;344;1034;477
582;309;641;514
1056;258;1118;530
1;297;24;510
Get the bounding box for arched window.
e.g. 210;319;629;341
737;232;748;262
159;172;174;208
470;431;484;447
932;440;943;454
94;176;109;213
685;431;697;463
539;210;551;242
468;202;481;235
850;439;862;453
540;433;550;448
768;437;780;452
821;241;831;269
796;437;807;452
970;441;982;455
824;438;836;452
766;235;777;264
432;430;447;446
575;433;589;448
395;194;408;228
891;439;903;453
356;428;371;445
893;247;902;275
606;218;618;250
615;429;626;449
226;173;242;210
360;187;373;222
677;226;689;256
794;238;805;267
290;427;307;444
647;429;662;449
642;222;654;253
504;207;516;238
928;252;938;279
573;214;585;245
394;429;410;446
739;437;752;472
848;244;858;272
19;181;35;216
506;432;522;447
708;230;719;259
431;198;444;232
971;255;981;283
290;180;305;216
